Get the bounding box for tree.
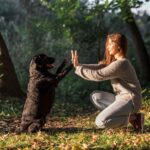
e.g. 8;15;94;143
40;0;108;62
125;12;150;80
0;32;25;98
119;0;150;81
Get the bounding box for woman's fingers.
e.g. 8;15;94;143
71;50;74;59
71;50;79;67
75;50;78;59
71;50;74;62
75;50;78;61
74;50;79;66
75;50;78;58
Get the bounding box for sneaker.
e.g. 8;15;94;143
129;113;144;133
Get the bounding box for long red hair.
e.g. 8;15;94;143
99;33;127;65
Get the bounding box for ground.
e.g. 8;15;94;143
0;92;150;150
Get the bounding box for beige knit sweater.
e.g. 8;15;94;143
75;58;142;112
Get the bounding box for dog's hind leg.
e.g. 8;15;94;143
15;122;30;134
28;123;41;133
28;119;45;133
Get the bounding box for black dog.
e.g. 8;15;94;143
16;54;73;133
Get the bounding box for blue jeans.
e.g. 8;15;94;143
90;91;134;129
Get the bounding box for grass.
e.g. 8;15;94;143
0;92;150;150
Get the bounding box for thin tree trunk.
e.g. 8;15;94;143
125;18;150;80
0;32;25;98
120;3;150;81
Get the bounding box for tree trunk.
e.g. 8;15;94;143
0;32;25;98
125;19;150;80
120;4;150;81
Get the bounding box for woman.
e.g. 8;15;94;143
71;33;144;132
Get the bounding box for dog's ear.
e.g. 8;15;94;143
34;54;46;65
35;56;42;65
32;54;55;69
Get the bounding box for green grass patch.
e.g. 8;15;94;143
0;91;150;150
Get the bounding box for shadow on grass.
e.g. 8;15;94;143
0;120;150;135
43;125;150;135
0;126;101;135
42;127;101;135
1;122;150;136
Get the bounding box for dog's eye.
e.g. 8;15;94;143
44;56;47;59
38;55;47;60
37;55;41;59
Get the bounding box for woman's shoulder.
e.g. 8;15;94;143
112;58;128;64
115;58;130;64
119;58;131;66
110;58;129;69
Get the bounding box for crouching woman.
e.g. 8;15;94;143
71;33;144;132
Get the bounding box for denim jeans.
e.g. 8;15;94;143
90;91;134;129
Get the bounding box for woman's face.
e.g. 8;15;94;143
107;39;119;56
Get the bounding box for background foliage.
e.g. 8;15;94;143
0;0;149;100
0;0;150;149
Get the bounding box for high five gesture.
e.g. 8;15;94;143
71;50;79;67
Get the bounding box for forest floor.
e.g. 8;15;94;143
0;91;150;150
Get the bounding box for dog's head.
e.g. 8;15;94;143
29;54;55;76
34;54;55;69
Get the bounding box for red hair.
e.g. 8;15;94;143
99;33;127;65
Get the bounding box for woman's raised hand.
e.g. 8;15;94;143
71;50;79;67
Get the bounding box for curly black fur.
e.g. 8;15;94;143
16;54;73;133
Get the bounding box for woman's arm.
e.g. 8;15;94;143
81;64;106;69
75;60;126;81
71;50;127;81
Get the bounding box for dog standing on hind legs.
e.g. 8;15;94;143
16;54;73;133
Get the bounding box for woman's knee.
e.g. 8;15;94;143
90;90;114;101
90;91;97;101
90;90;102;102
90;91;102;110
90;91;110;110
